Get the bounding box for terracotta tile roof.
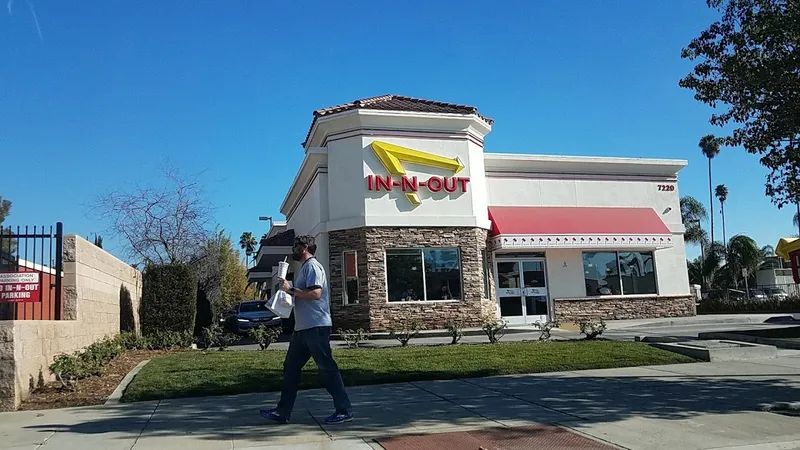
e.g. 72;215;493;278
260;229;295;247
303;94;493;147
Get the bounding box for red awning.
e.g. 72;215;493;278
488;206;673;250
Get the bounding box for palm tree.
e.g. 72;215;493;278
715;184;728;251
699;134;721;244
726;235;766;289
680;196;709;245
239;232;257;258
794;207;800;237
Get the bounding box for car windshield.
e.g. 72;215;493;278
239;302;272;314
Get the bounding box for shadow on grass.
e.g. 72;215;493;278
20;368;800;444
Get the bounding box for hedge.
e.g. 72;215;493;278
697;296;800;314
141;264;197;335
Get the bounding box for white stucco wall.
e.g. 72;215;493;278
286;174;330;276
488;176;690;297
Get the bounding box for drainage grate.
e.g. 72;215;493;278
376;424;616;450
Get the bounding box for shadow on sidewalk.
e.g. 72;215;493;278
21;370;800;443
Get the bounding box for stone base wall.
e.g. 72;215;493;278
0;236;142;411
329;228;370;330
328;227;496;331
554;295;696;323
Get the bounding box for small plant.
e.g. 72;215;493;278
200;325;223;350
117;332;149;350
444;319;464;345
217;332;241;351
481;316;507;344
145;330;194;350
249;325;281;350
576;319;607;340
534;320;560;342
338;328;369;349
37;368;45;390
49;353;87;391
389;319;423;347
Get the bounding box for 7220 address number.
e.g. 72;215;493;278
657;185;675;192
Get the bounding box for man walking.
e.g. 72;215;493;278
260;235;353;424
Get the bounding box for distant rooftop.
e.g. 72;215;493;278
303;94;493;147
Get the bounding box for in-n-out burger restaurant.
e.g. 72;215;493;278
249;95;695;331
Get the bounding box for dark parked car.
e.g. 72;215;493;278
222;301;281;334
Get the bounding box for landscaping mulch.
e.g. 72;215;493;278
19;350;171;411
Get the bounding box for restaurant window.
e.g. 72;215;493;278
582;251;656;296
343;251;359;304
386;248;462;302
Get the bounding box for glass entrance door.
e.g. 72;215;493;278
495;258;550;324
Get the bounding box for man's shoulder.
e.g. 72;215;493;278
307;258;325;273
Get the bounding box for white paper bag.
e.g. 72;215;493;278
266;288;294;319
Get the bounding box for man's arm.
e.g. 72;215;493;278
291;286;322;301
284;263;324;301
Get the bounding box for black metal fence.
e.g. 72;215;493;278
0;222;63;320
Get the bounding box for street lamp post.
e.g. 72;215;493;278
255;216;273;301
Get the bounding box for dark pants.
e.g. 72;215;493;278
276;326;351;418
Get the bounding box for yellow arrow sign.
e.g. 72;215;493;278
370;141;465;205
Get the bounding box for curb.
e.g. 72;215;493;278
699;332;800;350
105;360;150;406
608;314;781;330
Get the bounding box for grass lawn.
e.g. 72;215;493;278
121;340;695;402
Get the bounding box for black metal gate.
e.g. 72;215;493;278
0;223;63;320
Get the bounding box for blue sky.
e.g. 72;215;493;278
2;1;796;261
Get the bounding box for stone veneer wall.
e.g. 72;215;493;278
0;236;142;411
329;227;496;331
328;228;370;330
553;295;696;323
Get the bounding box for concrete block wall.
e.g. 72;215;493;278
0;235;142;411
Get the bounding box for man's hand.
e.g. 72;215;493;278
279;279;291;293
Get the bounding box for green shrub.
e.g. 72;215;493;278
249;325;281;350
145;330;194;350
81;337;124;374
50;353;87;391
217;332;240;351
389;319;423;347
338;328;369;349
576;319;606;340
140;264;197;335
534;320;560;342
48;335;124;390
697;296;800;314
444;319;464;345
117;332;149;350
200;325;223;350
482;316;507;344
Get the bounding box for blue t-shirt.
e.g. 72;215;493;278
292;257;332;331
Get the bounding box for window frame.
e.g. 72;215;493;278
581;250;658;297
342;250;359;305
384;247;463;303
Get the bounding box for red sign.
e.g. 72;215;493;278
0;272;41;303
366;175;470;194
791;250;800;284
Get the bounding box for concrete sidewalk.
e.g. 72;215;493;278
3;355;800;449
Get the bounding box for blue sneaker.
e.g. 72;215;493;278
324;411;354;424
260;408;289;424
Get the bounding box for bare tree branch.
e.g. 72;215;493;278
90;164;213;266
